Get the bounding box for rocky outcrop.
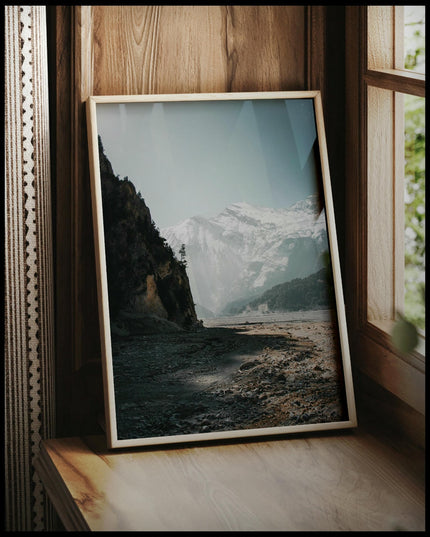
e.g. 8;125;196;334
98;136;199;332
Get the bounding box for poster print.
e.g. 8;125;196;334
86;91;357;448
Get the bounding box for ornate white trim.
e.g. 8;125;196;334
4;5;55;531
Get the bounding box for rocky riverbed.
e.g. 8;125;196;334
111;313;348;441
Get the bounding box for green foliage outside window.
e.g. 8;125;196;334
391;8;425;352
404;6;425;73
404;94;425;332
403;8;425;333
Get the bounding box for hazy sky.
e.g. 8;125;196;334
96;97;320;229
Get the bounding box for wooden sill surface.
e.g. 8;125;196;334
35;427;425;532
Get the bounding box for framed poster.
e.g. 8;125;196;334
86;91;357;449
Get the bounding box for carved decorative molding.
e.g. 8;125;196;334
4;5;55;531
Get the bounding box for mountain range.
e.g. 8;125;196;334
161;195;329;317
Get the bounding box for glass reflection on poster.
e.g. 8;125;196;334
86;92;357;449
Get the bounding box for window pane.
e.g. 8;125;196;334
404;93;425;332
404;6;425;74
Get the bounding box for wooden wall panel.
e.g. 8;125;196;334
86;6;306;96
50;5;324;436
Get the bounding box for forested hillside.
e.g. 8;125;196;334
226;267;335;315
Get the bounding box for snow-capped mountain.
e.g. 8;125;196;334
161;194;329;317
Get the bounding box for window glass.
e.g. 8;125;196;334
404;6;425;74
404;93;425;332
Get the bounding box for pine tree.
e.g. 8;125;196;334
179;243;187;267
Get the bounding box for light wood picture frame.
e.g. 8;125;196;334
86;91;357;449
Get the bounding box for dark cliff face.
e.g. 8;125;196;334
98;136;198;330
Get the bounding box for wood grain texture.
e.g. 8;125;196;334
393;6;404;70
47;6;75;437
323;7;346;272
354;372;425;451
344;6;367;334
88;6;306;96
307;6;326;101
367;85;395;321
394;91;405;316
367;6;395;70
34;446;90;531
37;433;425;531
364;68;426;97
354;327;425;415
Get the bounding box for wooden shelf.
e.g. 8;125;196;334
35;430;425;531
